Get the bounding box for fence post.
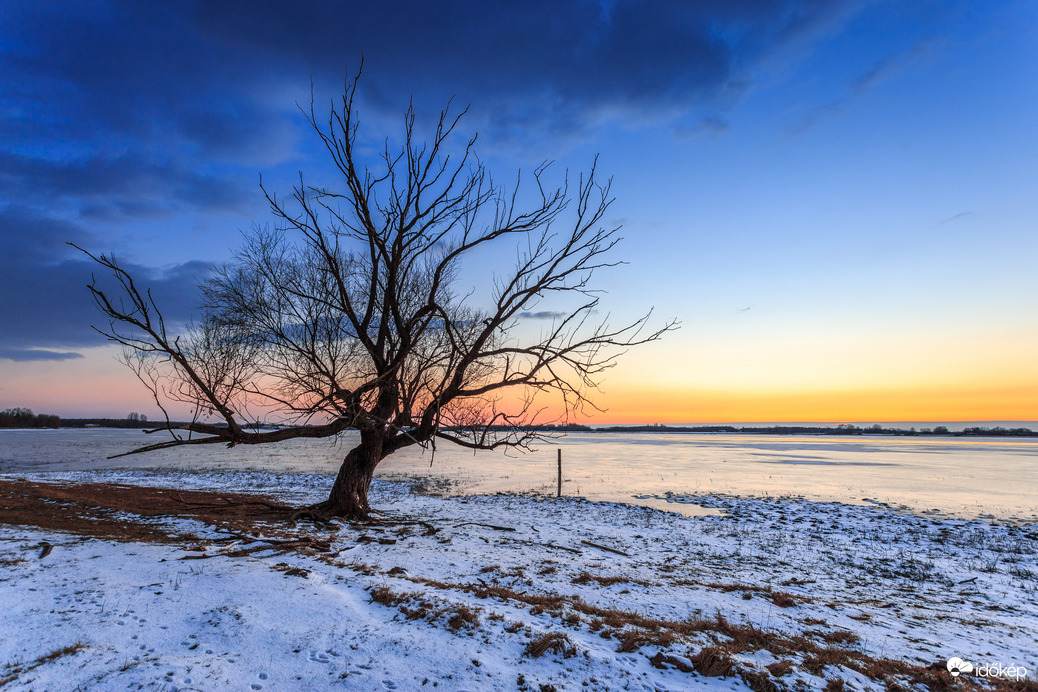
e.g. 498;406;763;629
557;448;562;498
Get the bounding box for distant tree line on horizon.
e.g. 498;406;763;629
0;408;159;429
0;407;61;428
1;410;1034;437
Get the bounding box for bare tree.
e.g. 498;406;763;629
77;70;675;519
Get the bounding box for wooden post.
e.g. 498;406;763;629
557;448;562;498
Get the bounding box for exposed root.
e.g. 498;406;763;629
293;500;367;525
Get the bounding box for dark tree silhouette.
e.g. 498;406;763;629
76;70;674;519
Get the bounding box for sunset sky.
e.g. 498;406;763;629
1;1;1036;423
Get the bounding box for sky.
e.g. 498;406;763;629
1;0;1036;423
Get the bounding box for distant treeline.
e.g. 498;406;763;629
0;408;176;429
594;423;1038;437
0;407;61;428
60;418;164;429
1;409;1034;437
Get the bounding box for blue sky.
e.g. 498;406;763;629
1;1;1036;421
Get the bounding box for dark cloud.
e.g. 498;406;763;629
0;0;857;358
0;1;860;224
3;1;853;162
0;208;209;355
0;151;252;220
192;0;853;135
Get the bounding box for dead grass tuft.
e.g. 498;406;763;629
648;651;694;672
741;669;781;692
770;591;800;608
689;646;736;677
803;647;846;675
446;606;480;632
368;585;407;607
572;572;631;586
368;586;480;633
615;628;675;653
524;632;576;659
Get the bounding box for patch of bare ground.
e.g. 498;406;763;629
0;643;85;688
0;478;298;543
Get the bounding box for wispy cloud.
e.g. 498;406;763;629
940;211;973;224
791;39;933;134
520;311;569;320
0;348;84;362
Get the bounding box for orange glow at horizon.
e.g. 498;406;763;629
571;383;1038;425
2;342;1037;425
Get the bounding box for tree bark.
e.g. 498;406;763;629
321;431;385;520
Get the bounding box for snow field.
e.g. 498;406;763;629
1;471;1035;691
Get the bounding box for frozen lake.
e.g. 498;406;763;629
2;428;1037;520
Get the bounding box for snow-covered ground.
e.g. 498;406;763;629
1;470;1036;691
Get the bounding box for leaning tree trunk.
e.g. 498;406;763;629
321;430;385;520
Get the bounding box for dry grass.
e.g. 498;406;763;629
0;478;297;544
0;642;85;687
524;632;576;659
368;585;481;634
741;669;781;692
372;569;1034;692
688;646;735;677
675;579;809;607
571;571;641;587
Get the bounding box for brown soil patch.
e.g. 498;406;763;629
0;478;297;543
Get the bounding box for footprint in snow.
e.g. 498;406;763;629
307;650;330;663
381;681;397;690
